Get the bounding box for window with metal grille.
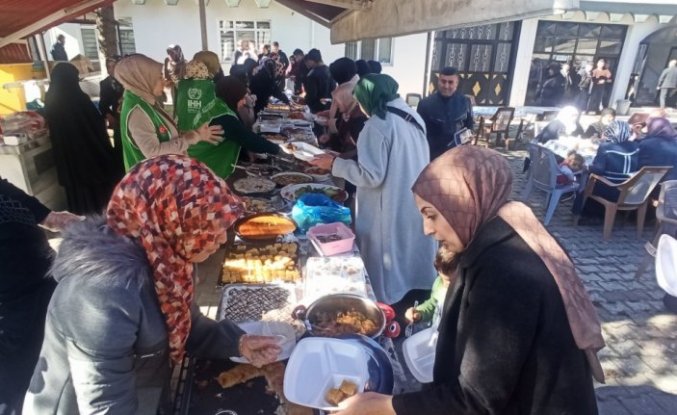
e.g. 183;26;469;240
219;20;272;63
80;28;99;60
343;38;393;64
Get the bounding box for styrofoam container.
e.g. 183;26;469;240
283;337;369;411
307;222;356;256
656;234;677;297
402;326;438;383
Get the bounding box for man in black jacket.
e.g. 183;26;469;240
50;35;68;61
303;49;335;113
417;66;473;160
99;56;124;171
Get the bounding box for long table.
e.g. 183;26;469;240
174;136;408;415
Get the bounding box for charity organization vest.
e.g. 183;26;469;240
187;100;242;179
120;90;172;171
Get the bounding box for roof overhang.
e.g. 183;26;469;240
0;0;114;49
329;0;580;43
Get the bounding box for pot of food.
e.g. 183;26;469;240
292;294;386;339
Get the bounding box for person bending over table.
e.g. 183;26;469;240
188;75;282;178
336;146;604;415
115;54;224;171
535;106;584;143
23;156;281;415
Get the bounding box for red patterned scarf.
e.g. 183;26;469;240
106;155;243;363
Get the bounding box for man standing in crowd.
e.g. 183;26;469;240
303;49;335;113
272;42;289;73
289;49;307;95
50;34;68;61
99;56;125;172
657;59;677;108
417;66;473;160
233;40;255;65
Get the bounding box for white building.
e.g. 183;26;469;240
43;0;677;108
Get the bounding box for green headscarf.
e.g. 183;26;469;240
353;74;400;120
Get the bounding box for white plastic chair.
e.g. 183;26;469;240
636;180;677;278
656;234;677;297
521;143;579;225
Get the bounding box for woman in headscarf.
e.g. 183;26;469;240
639;117;677;182
310;74;436;304
188;76;281;178
572;120;639;218
115;54;223;171
163;44;186;110
44;62;120;214
249;57;290;115
193;50;225;83
0;179;81;415
23;155;282;414
336;146;604;415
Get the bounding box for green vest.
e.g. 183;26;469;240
187;101;242;179
119;90;172;171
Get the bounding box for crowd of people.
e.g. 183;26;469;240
5;36;677;415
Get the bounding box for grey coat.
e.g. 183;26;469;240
658;66;677;89
23;218;244;415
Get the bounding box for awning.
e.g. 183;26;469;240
0;0;114;48
329;0;580;43
275;0;347;27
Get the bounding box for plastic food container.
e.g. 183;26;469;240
402;326;438;383
283;337;369;411
304;257;368;301
307;222;356;256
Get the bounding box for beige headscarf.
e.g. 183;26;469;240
114;54;163;104
192;51;221;77
412;145;605;383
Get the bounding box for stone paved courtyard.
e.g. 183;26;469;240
194;148;677;414
506;149;677;414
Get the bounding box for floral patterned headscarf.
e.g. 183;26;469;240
106;155;243;363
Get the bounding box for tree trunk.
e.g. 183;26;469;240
96;5;118;59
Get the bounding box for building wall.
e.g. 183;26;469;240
114;0;344;68
379;33;428;97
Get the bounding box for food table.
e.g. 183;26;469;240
541;136;599;166
173;105;407;415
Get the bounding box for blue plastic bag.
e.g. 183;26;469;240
291;193;351;233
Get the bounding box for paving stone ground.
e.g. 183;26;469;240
194;148;677;414
505;149;677;414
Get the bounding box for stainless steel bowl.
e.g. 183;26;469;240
298;293;386;339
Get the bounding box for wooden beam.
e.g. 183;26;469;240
330;0;579;44
275;0;332;28
305;0;367;10
0;0;112;49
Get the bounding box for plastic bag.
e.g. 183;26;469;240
291;193;351;233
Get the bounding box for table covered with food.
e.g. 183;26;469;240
173;108;407;415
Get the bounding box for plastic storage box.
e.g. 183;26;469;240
307;222;355;256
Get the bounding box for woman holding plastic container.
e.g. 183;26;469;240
114;54;224;171
23;155;281;414
336;146;604;415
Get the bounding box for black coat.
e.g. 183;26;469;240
303;64;334;113
417;92;474;160
589;141;639;183
638;136;677;181
393;217;598;415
